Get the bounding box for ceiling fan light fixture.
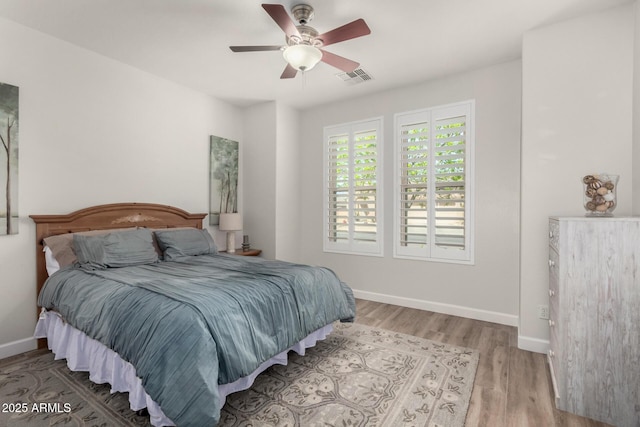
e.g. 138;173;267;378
283;44;322;72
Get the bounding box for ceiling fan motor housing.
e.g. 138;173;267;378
287;25;320;47
291;4;314;25
287;4;321;47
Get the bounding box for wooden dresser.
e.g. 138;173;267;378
547;217;640;427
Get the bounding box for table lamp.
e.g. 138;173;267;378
219;213;243;253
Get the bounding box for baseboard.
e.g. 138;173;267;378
0;337;38;360
517;335;549;354
352;289;519;327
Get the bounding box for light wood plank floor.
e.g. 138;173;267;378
354;299;613;427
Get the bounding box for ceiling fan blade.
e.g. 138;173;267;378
320;50;359;73
280;64;298;79
229;45;282;52
316;18;371;47
262;4;301;38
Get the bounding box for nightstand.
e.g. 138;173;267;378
223;249;262;256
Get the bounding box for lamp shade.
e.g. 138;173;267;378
283;44;322;71
219;213;243;231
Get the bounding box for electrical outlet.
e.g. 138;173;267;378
537;304;550;320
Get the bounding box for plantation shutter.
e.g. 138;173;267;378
324;118;383;256
326;132;350;244
397;113;430;256
394;102;474;263
352;129;378;245
432;110;468;258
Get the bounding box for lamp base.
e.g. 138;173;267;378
226;231;235;253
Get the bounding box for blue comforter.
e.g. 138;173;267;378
38;254;356;426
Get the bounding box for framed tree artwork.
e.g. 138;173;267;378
0;82;18;236
209;135;239;225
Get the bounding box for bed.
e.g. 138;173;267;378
30;203;356;426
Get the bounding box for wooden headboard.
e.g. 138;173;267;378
30;202;207;316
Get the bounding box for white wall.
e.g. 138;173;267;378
241;102;300;261
520;3;634;350
298;60;522;327
0;17;243;357
274;103;300;262
242;102;277;258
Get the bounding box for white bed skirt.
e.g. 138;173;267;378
34;310;333;427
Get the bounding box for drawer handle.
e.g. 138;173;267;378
549;289;555;297
548;259;555;267
549;319;555;327
549;350;555;358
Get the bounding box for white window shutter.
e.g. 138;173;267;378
324;118;383;256
396;112;431;258
326;131;350;245
394;101;474;263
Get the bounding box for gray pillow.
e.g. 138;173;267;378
154;228;217;261
73;228;158;270
43;227;136;268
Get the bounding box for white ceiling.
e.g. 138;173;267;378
0;0;632;109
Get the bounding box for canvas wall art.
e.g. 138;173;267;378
209;135;238;225
0;82;19;235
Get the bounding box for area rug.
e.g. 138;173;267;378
0;323;478;427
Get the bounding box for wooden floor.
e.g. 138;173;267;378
354;299;613;427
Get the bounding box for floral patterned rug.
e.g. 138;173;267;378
221;322;479;426
0;323;478;427
0;351;150;427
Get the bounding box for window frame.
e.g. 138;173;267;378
323;117;384;257
393;100;475;264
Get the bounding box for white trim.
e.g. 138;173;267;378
0;337;37;360
393;253;475;265
353;289;518;327
517;335;549;355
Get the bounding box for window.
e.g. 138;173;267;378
324;118;383;256
394;101;474;263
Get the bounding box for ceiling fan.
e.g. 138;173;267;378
229;3;371;79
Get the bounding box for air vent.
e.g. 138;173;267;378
336;68;373;85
